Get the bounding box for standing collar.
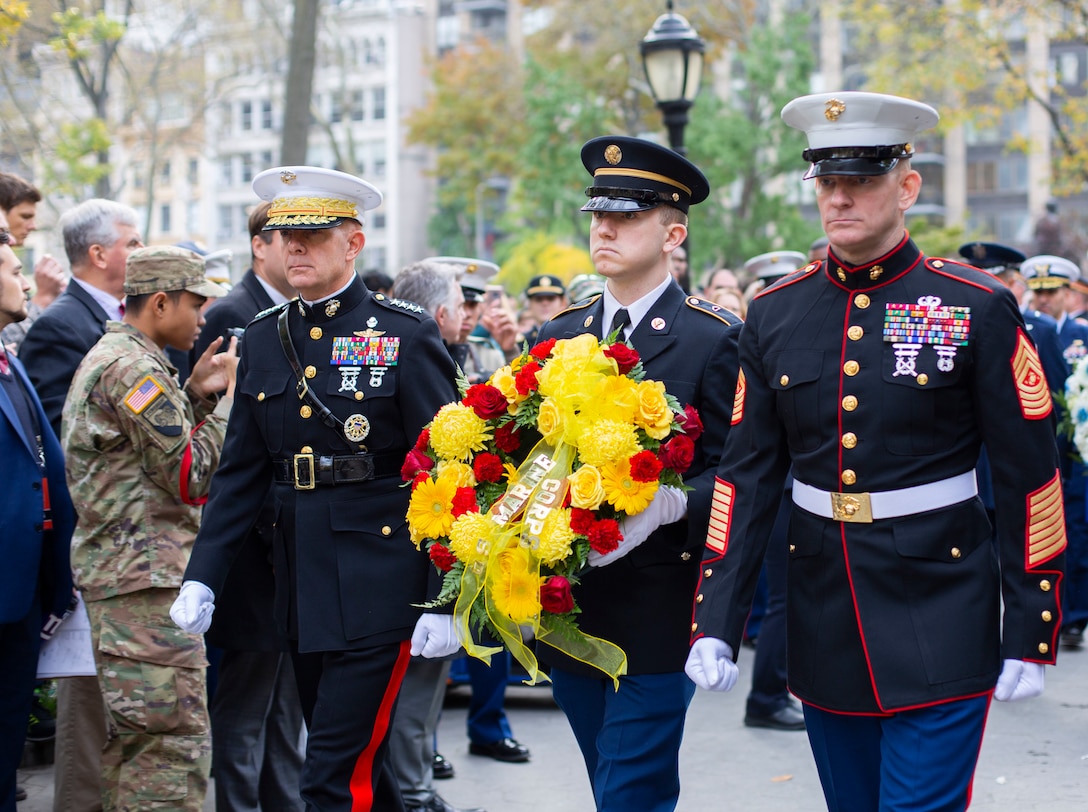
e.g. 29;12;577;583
824;232;922;291
296;274;367;323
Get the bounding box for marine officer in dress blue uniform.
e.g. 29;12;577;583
536;136;743;812
686;92;1066;812
172;167;462;812
1021;254;1088;650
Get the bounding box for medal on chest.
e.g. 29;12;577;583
883;296;971;377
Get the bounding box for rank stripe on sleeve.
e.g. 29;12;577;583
1011;329;1053;419
706;479;735;554
1026;470;1067;568
731;369;746;426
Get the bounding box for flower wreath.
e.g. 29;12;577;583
1065;354;1088;462
404;332;702;685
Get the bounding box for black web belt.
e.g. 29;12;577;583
272;451;406;490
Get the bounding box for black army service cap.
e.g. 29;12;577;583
581;135;710;214
958;242;1027;273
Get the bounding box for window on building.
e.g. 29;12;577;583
261;99;273;130
241;100;253;131
241;154;255;183
351;89;365;122
188;158;199;186
132;163;144;189
966;161;997;193
372;212;386;229
186;201;199;234
160;203;172;234
220;157;233;186
218;204;234;240
260;150;274;171
160;160;171;184
1058;51;1081;87
373;87;385;120
330;91;343;124
997;156;1028;192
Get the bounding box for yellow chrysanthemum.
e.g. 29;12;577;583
601;459;660;514
489;548;543;624
567;464;606;510
634;380;673;440
429;403;492;461
536;508;576;566
436;459;477;489
406;476;458;546
448;512;496;566
577;419;641;468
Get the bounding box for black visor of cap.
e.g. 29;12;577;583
581;186;667;212
802;145;911;179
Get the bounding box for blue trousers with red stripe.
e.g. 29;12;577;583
803;694;990;812
292;641;410;812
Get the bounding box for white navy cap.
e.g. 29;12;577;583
743;250;808;282
253;166;383;230
781;91;939;179
428;256;499;302
1021;254;1081;290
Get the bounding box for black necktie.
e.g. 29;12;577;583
609;308;630;340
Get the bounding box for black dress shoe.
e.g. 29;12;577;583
468;736;530;763
744;703;806;731
1061;625;1085;649
433;751;454;780
406;794;486;812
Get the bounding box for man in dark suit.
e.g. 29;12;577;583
688;91;1064;811
173;167;461;811
535;136;742;812
191;201;305;812
18;198;143;812
0;230;76;812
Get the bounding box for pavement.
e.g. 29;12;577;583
17;642;1088;811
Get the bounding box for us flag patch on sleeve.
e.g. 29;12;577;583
1011;329;1052;419
123;375;164;414
731;369;746;426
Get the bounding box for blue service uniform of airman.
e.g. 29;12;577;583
1022;254;1088;646
184;167;458;812
693;92;1066;812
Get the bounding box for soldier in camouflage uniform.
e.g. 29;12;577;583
62;245;238;811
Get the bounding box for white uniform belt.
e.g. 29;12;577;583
791;471;978;523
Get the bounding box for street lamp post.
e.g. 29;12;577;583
639;1;705;157
474;177;509;260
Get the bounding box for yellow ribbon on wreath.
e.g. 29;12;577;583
455;438;628;687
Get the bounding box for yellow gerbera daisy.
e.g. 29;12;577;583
406;475;458;546
429;402;492;461
448;511;496;566
489;548;543;624
601;458;660;514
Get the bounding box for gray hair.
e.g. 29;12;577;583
392;261;462;317
57;199;139;267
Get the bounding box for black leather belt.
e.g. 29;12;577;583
272;451;405;490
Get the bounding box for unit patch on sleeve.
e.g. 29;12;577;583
1011;328;1053;420
1026;470;1067;568
706;479;735;555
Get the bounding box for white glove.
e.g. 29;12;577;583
410;613;461;658
170;581;216;634
993;658;1045;702
685;637;739;692
589;486;688;567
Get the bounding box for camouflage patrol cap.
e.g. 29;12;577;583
124;245;229;298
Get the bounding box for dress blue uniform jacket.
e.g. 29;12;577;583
0;354;75;625
20;281;110;437
537;280;742;676
693;235;1065;713
185;276;458;653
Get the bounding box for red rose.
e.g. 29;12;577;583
540;575;575;614
451;487;480;517
678;405;703;442
569;507;595;535
494;422;522;454
603;343;640;375
401;448;434;481
588;519;622;555
659;435;695;474
629;450;664;482
429;543;457;573
464;384;508;420
473;452;504;483
414;428;431;452
515;361;542;395
530;337;557;360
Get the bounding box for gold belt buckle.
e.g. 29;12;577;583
830;492;873;523
293;453;316;490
